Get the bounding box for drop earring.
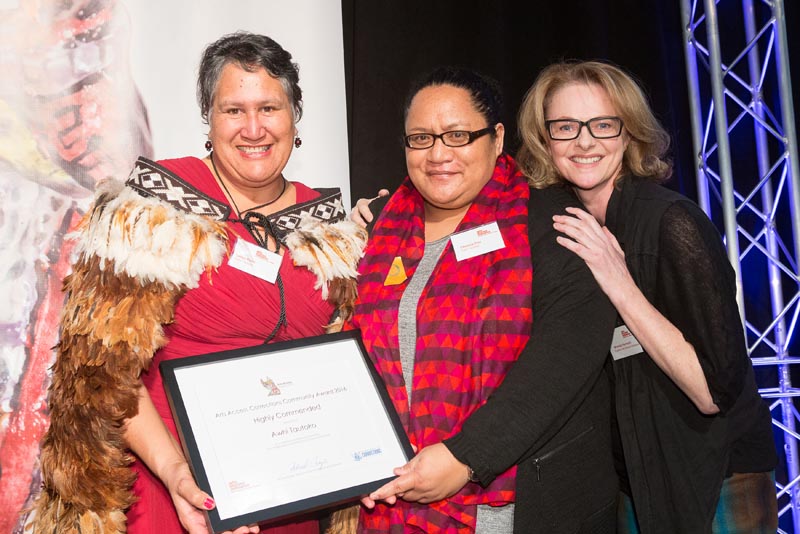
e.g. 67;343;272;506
205;139;212;151
294;136;302;149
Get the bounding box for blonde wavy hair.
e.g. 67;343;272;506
517;60;672;189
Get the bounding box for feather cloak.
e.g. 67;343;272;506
27;176;366;534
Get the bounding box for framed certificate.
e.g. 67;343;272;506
161;330;413;533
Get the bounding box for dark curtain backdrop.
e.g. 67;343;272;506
342;0;799;208
341;6;799;528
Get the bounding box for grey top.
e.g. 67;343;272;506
398;235;449;397
397;235;513;533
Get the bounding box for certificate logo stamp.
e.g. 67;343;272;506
352;447;382;461
260;376;281;396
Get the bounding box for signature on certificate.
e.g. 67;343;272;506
289;456;331;474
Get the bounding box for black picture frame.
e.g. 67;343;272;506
161;329;413;533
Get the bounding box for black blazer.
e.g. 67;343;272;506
446;184;619;534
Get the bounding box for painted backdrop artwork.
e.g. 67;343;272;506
0;1;152;531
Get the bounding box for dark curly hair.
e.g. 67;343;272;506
197;31;302;124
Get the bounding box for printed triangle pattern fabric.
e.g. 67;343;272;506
352;153;532;533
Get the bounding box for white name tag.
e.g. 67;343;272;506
610;324;644;360
227;238;282;284
450;222;506;261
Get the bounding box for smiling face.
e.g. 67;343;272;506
404;84;504;221
545;82;628;214
208;63;295;195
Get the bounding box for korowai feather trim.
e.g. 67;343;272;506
28;179;228;534
27;179;367;534
72;179;228;289
284;214;367;300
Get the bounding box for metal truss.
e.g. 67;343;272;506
681;0;800;531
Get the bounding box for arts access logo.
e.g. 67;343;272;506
260;377;281;396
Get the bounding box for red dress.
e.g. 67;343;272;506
127;157;331;534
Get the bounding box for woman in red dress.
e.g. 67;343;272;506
30;32;365;534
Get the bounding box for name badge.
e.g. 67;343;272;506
227;238;282;283
610;324;644;360
450;222;505;262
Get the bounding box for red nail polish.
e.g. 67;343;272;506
204;497;215;509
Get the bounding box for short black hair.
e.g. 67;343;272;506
403;66;503;127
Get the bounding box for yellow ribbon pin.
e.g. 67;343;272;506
384;256;408;286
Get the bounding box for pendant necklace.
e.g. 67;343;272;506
209;151;287;250
209;151;287;343
209;151;287;217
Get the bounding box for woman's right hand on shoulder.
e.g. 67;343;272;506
350;189;389;228
163;459;259;534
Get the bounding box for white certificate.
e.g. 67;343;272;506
161;330;413;533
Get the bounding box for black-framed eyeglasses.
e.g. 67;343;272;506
404;126;495;149
544;116;623;140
